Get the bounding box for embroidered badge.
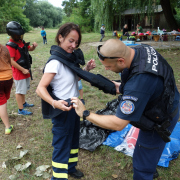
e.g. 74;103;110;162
122;95;138;102
120;100;135;114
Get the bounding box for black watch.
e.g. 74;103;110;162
83;110;90;120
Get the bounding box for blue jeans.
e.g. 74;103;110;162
43;37;47;44
100;34;105;41
78;80;83;90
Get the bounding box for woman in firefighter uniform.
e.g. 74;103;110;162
36;23;95;180
71;39;179;180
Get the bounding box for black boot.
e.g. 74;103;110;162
68;170;84;179
153;169;159;179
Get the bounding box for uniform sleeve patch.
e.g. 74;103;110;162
120;100;135;114
122;95;138;102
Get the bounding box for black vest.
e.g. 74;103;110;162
6;41;32;70
47;45;116;95
121;44;176;132
41;45;116;119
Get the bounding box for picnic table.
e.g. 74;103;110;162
135;35;147;41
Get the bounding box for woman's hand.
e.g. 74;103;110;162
112;81;121;94
84;59;96;71
53;100;73;111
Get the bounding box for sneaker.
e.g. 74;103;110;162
23;102;34;108
18;109;33;115
5;125;13;135
68;170;84;179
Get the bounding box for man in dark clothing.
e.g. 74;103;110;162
100;24;105;42
71;39;179;180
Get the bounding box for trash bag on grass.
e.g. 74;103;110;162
96;98;121;115
79;98;121;151
79;120;109;152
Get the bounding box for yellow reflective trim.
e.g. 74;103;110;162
52;161;68;169
70;149;78;154
68;157;78;163
53;171;68;179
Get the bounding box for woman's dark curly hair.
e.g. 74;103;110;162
55;23;81;47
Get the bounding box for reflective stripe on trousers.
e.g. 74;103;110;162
51;108;80;180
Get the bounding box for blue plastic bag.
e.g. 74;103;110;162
158;122;180;167
103;124;132;147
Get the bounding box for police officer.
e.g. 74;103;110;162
71;39;180;180
6;21;38;115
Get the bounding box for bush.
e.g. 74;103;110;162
175;7;180;27
13;16;31;33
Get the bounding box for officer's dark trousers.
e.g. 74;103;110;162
133;107;179;180
51;109;80;180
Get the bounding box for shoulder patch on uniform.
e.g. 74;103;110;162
122;95;138;102
120;100;135;115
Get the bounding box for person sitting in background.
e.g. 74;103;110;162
113;30;117;37
0;44;14;135
136;23;143;34
123;24;129;36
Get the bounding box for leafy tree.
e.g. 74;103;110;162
0;0;31;33
91;0;129;31
160;0;179;30
24;1;63;28
91;0;180;31
24;0;40;26
174;7;180;27
62;0;78;17
61;0;94;32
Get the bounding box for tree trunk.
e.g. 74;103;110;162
160;0;178;30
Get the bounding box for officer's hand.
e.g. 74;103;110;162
112;81;121;94
53;100;73;111
22;68;29;74
71;97;86;117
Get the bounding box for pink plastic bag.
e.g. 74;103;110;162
126;126;140;149
115;126;140;156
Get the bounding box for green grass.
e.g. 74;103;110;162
0;28;180;180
